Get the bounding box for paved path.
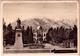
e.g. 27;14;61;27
3;43;76;53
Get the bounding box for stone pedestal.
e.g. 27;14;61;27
14;29;23;49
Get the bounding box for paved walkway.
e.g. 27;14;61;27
3;43;76;53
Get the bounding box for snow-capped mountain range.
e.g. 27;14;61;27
11;17;77;30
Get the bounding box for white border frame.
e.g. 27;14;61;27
1;1;79;56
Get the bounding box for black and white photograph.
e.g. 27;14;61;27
3;1;78;53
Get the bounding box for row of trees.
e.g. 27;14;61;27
3;22;77;48
3;23;15;46
46;25;77;47
22;26;34;44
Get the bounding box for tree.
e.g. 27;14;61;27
25;26;30;43
22;26;29;44
7;23;12;31
73;25;77;47
69;25;77;47
22;26;25;44
3;23;6;32
6;23;14;45
56;26;65;43
46;27;53;42
52;28;57;43
29;26;33;43
3;22;7;46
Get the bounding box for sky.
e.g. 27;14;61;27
3;2;78;25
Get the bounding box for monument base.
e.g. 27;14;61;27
14;29;23;49
14;37;23;49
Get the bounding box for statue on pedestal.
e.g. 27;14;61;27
14;18;23;49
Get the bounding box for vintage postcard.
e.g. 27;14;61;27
1;0;79;55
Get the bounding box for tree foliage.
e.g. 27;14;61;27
46;25;77;47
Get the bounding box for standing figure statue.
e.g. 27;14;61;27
17;18;21;28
